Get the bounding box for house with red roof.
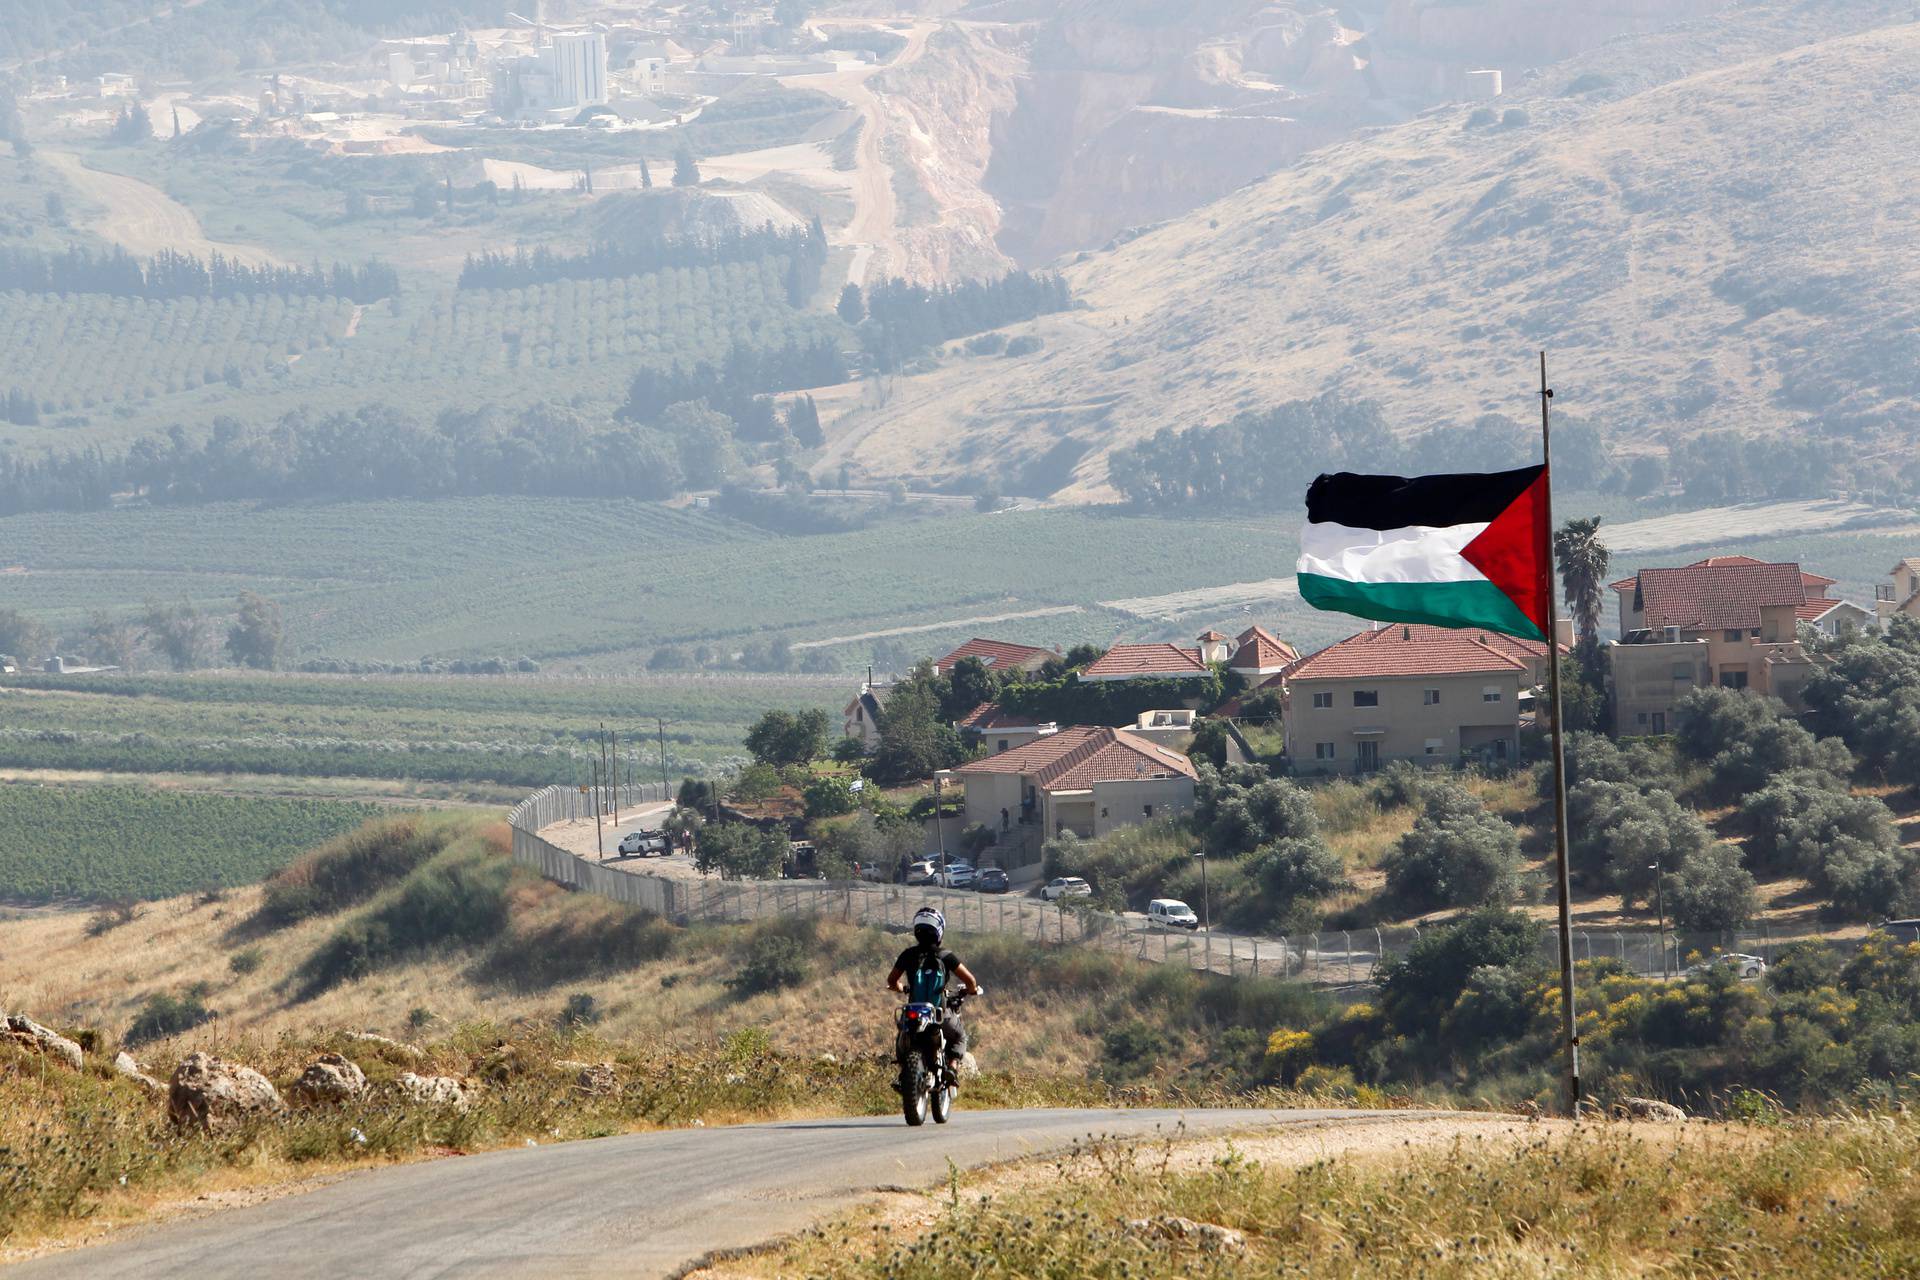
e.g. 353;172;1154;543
1280;623;1563;774
1875;557;1920;625
941;725;1199;853
1077;641;1213;682
932;638;1055;677
1228;625;1300;678
954;701;1060;755
1607;555;1822;732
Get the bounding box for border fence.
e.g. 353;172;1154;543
509;784;1854;989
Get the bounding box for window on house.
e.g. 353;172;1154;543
1671;663;1693;681
1312;691;1333;709
1652;712;1666;733
1143;804;1154;817
1423;738;1442;756
1100;807;1109;818
1353;690;1379;707
1423;688;1440;705
1749;628;1762;638
1637;712;1648;725
1481;686;1502;702
1720;669;1749;690
996;739;1009;753
1314;742;1336;760
1724;629;1743;642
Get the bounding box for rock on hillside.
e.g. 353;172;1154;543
829;9;1920;499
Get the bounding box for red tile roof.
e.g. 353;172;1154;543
1614;561;1809;631
1281;624;1557;681
1229;628;1299;671
955;702;1050;731
1196;629;1229;642
1681;554;1835;592
951;725;1197;791
1078;643;1211;681
933;638;1054;675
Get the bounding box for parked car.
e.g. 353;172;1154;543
617;829;669;857
1683;953;1768;980
934;861;976;888
1041;876;1091;902
906;860;938;885
1146;898;1200;930
783;841;820;879
975;868;1010;893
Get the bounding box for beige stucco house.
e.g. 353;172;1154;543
842;680;894;752
941;726;1198;859
954;702;1059;755
1876;558;1920;624
1607;556;1823;734
1281;623;1562;774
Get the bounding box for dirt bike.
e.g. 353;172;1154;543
895;989;973;1127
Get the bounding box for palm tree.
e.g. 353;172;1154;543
1554;517;1612;643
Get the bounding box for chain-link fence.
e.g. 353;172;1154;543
509;785;1863;988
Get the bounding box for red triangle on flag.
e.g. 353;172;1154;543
1460;467;1551;639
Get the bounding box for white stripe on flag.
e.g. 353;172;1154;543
1297;521;1491;585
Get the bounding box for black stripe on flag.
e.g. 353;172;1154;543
1305;465;1544;531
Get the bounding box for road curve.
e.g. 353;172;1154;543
12;1107;1435;1279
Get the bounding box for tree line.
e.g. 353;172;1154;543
841;270;1072;372
0;244;398;304
621;337;848;428
458;218;829;308
0;392;833;515
1106;395;1617;510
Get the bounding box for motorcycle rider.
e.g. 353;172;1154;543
888;907;981;1071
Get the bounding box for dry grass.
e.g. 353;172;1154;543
727;1112;1920;1278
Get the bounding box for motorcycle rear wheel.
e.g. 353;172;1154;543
900;1058;929;1126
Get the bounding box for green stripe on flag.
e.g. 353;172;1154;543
1297;573;1545;641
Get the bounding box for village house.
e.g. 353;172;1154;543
1281;623;1564;774
1607;555;1824;733
932;637;1055;677
1077;641;1213;682
953;702;1058;754
940;726;1199;862
842;678;893;752
1227;625;1300;679
1875;558;1920;625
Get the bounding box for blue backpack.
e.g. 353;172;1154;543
905;950;949;1007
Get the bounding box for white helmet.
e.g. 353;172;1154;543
911;907;945;945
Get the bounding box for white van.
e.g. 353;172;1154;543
1146;899;1200;930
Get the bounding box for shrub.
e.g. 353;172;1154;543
1242;837;1348;927
695;822;788;880
558;993;602;1027
729;762;782;803
126;984;216;1046
963;331;1006;356
228;946;264;977
802;775;857;819
85;899;139;936
728;916;818;996
1003;334;1043;357
958;822;996;859
1099;1017;1172;1083
296;842;512;996
476;897;680;987
259;816;447;927
1674;687;1853;800
1569;784;1711;908
1382;785;1522;911
1378;906;1541;1035
1666;843;1758;932
831;736;868;763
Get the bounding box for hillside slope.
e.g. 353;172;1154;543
826;10;1920;499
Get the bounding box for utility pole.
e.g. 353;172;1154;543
610;727;620;825
1540;350;1582;1117
1650;860;1670;980
591;757;604;859
657;718;673;806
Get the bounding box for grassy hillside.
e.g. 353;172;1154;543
823;7;1920;498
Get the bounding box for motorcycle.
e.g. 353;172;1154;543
895;989;972;1127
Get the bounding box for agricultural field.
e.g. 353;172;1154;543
0;782;377;902
0;671;846;793
0;257;841;452
0;289;356;415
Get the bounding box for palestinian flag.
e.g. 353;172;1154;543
1297;465;1551;641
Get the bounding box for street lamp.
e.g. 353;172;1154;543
1649;860;1669;980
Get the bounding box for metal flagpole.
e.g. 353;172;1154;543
1539;350;1582;1116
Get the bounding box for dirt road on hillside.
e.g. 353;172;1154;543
798;21;938;285
9;1108;1476;1279
41;151;282;267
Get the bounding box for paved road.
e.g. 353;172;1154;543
12;1108;1433;1279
